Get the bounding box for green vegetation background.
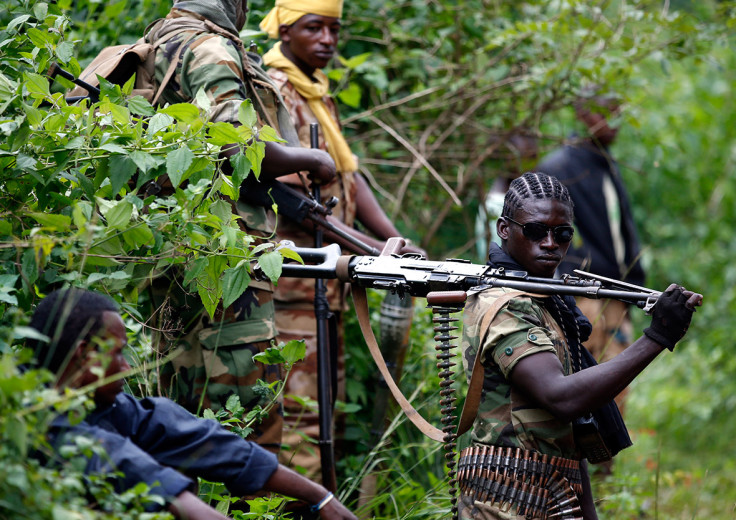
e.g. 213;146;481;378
1;0;735;518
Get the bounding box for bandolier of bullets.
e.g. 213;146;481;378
430;302;464;520
457;446;584;519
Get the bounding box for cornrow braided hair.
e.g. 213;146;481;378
501;171;574;218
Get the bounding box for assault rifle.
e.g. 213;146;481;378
278;238;661;311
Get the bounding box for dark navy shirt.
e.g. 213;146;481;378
536;142;646;286
50;392;278;508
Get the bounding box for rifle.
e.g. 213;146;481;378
279;238;661;311
240;176;380;256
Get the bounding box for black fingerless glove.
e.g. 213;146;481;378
643;286;694;351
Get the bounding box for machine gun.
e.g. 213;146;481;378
279;238;661;311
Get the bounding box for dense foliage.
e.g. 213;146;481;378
1;0;735;518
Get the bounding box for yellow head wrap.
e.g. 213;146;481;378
259;0;344;39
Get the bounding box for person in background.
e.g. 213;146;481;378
143;0;336;454
29;288;358;520
535;91;645;422
259;0;422;480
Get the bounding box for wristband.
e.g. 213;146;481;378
310;491;334;512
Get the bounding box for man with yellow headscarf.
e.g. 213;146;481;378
259;0;423;482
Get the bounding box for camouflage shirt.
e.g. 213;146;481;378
266;68;357;312
461;287;580;459
146;9;285;240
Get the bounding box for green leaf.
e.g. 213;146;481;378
29;212;71;229
183;257;208;286
337;82;362;108
12;326;49;342
230;153;251;190
130;150;163;173
225;394;244;414
108;102;131;124
245;141;265;180
210;199;232;225
0;291;18;305
161;103;201;124
221;266;251;309
208;122;243;146
100;143;128;155
56;41;74;63
128;96;156;116
278;246;303;264
64;136;84;150
238;99;257;128
219;174;237;200
26;27;51;49
24;72;51;99
105;200;133;229
7;15;31;32
21;248;38;286
194;87;211;113
33;2;48;19
86;236;124;266
87;272;108;284
257;124;285;143
6;416;27;456
146;112;175;137
108;155;136;196
0;220;12;236
166;145;194;188
122;224;154;248
282;339;307;365
196;264;222;320
257;251;283;283
253;346;287;365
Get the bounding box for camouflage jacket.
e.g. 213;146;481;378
461;287;580;459
145;9;299;242
267;68;357;312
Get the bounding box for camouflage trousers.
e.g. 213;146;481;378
576;298;632;416
153;279;283;454
275;306;345;482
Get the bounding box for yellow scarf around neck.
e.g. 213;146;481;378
263;42;357;173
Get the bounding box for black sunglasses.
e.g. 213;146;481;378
504;216;574;243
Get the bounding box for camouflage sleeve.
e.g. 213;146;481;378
479;294;557;378
179;34;248;123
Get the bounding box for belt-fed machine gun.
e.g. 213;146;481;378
279;238;660;310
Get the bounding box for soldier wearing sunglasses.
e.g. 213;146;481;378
458;172;702;520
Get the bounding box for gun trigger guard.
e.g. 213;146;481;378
643;295;658;314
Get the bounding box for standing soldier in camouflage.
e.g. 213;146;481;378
459;172;701;519
143;0;336;454
258;0;423;478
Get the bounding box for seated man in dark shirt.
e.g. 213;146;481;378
29;288;357;520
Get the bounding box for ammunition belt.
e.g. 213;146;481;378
457;445;584;519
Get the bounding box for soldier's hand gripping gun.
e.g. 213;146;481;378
279;238;662;311
241;177;380;256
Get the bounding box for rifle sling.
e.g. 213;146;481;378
457;290;546;436
352;286;544;441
